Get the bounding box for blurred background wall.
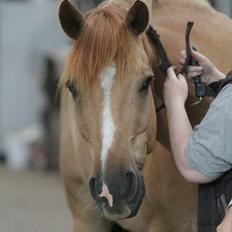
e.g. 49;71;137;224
0;1;67;149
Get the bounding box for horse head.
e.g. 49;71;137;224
59;0;158;220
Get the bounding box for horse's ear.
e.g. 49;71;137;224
59;0;85;40
125;0;149;35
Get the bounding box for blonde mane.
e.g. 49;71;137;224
61;4;138;90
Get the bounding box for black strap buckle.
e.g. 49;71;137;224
189;47;215;102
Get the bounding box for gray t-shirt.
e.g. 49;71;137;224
185;84;232;180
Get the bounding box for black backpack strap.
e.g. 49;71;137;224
208;70;232;96
198;170;232;232
198;182;217;232
217;70;232;93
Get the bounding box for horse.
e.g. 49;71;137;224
58;0;232;231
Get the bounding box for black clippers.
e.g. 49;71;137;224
189;47;215;105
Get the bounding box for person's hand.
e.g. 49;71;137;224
163;67;188;110
179;49;225;85
217;207;232;232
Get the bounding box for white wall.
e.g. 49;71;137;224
0;1;68;149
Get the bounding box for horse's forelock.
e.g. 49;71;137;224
61;4;138;91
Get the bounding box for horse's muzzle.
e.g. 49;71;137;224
89;169;145;220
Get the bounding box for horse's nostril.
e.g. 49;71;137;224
90;170;139;205
89;177;102;199
125;170;137;202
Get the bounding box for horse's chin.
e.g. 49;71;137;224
102;203;131;221
101;173;145;221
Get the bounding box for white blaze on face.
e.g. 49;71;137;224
100;64;116;170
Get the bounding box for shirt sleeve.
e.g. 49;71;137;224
185;85;232;180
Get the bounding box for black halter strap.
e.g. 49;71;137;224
146;25;172;72
146;22;195;112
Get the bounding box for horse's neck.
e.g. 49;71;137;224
152;0;210;8
151;0;232;102
148;0;232;148
156;1;232;88
107;0;152;12
152;1;232;73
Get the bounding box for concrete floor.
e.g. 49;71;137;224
0;166;72;232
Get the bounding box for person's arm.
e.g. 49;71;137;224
217;205;232;232
164;68;211;183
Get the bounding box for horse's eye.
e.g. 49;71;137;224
139;76;154;92
66;80;78;99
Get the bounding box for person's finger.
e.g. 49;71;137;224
178;74;186;82
167;66;177;80
188;66;204;72
186;71;204;79
191;49;207;63
179;58;186;65
180;50;187;58
181;49;207;64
